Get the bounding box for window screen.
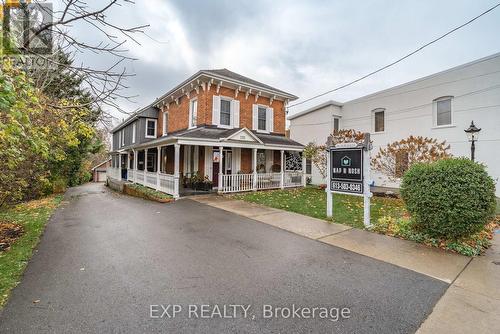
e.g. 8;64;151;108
147;120;156;137
220;99;231;126
436;98;452;126
258;106;267;131
374;110;385;132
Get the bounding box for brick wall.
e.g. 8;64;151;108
159;84;286;135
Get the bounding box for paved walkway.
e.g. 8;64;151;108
0;183;447;333
417;231;500;333
190;194;500;333
190;195;470;283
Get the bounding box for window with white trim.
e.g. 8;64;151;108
372;108;385;133
162;112;168;136
145;119;157;138
433;96;453;127
132;123;136;143
220;99;231;126
121;130;125;146
258;106;267;131
189;98;198;129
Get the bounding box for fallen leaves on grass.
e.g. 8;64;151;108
0;222;24;252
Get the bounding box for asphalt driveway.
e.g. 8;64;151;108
0;183;447;333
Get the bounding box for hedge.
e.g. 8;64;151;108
400;158;496;239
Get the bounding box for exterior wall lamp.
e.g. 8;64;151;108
464;121;481;162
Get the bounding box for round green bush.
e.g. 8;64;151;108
400;158;496;239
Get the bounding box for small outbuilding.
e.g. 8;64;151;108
91;159;111;182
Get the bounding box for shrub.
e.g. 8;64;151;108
372;136;451;180
401;158;496;239
51;177;68;194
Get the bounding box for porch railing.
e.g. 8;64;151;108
145;171;158;189
256;173;281;190
136;170;145;183
159;173;176;194
220;172;306;193
106;167;120;180
284;172;304;188
108;167;177;197
221;173;254;193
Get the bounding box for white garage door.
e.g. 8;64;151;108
97;171;107;182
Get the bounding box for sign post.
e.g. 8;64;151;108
326;133;372;228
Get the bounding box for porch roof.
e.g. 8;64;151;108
111;126;304;152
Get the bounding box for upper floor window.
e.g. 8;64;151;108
258;106;267;131
189;99;198;129
145;119;157;138
433;96;453;127
212;95;240;129
220;99;231;126
120;130;125;146
253;104;274;132
372;108;385;133
132;123;136;143
162;112;168;136
333;117;340;132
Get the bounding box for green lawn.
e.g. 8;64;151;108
0;195;63;307
233;186;406;229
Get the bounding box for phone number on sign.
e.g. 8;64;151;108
331;181;362;193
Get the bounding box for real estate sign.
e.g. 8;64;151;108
330;148;363;195
326;136;373;228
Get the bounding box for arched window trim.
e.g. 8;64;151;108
371;108;386;133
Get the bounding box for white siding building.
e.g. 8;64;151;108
289;53;500;196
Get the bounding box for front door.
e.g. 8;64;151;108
121;154;128;180
212;149;232;188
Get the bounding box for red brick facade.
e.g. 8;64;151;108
158;84;286;135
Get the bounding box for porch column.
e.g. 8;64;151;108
145;148;149;172
133;149;137;183
134;151;139;183
280;150;285;190
156;146;161;190
302;153;307;187
174;144;180;199
218;146;223;194
252;148;257;191
118;153;122;180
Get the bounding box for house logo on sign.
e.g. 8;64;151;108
341;156;351;167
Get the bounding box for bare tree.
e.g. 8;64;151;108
3;0;149;126
372;136;451;180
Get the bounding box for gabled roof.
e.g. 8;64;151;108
172;126;303;147
221;127;263;144
111;104;159;133
91;158;111;171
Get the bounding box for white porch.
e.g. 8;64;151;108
107;128;307;199
108;146;307;199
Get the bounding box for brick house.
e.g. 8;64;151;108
108;69;305;198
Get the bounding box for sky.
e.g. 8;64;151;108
57;0;500;126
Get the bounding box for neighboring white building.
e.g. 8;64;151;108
289;53;500;196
